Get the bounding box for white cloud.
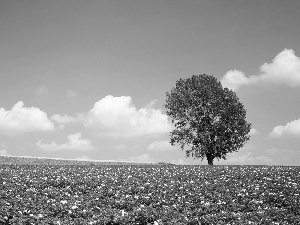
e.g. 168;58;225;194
82;95;172;137
35;85;48;95
36;133;95;151
221;49;300;91
66;89;78;97
268;118;300;138
51;114;76;129
145;99;158;108
0;101;55;136
147;140;174;151
221;70;257;91
0;149;8;156
171;159;185;165
127;154;155;163
259;49;300;86
249;128;258;136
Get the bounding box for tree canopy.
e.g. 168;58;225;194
164;74;251;165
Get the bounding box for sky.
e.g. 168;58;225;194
0;0;300;165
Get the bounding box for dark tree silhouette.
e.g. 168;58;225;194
165;74;251;165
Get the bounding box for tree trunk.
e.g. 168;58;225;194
206;153;214;166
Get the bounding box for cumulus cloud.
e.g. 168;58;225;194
0;149;8;156
221;70;257;91
147;140;174;151
36;133;95;151
0;101;55;136
82;95;172;137
268;118;300;138
221;49;300;91
259;49;300;86
127;154;155;163
51;114;76;129
249;128;259;136
35;85;48;95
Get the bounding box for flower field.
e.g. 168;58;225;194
0;160;300;224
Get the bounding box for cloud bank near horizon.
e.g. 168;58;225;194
36;133;95;151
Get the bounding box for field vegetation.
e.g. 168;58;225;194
0;156;299;224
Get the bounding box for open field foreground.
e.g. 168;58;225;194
0;162;299;224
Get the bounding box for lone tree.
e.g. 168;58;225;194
165;74;251;165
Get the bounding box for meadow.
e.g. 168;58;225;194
0;156;299;224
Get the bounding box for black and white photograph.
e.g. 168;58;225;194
0;0;299;224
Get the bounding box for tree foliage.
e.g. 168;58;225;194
164;74;251;165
